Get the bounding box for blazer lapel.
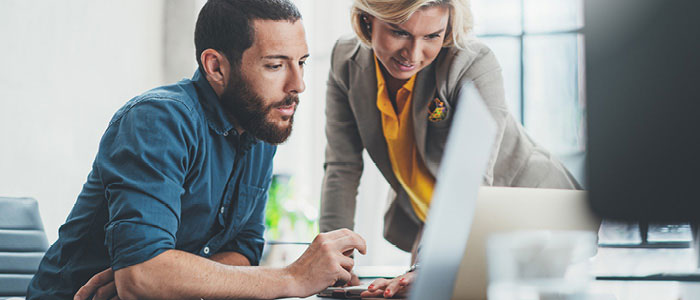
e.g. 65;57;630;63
411;62;437;166
348;46;401;189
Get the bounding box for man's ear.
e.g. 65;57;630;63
200;49;230;94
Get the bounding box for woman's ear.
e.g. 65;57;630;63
362;14;374;36
200;49;230;93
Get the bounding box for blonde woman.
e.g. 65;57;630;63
319;0;579;297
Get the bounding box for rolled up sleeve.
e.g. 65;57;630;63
96;97;196;271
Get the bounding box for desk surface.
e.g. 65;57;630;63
279;280;700;300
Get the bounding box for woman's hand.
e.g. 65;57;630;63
360;271;416;298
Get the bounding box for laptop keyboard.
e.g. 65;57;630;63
598;219;694;248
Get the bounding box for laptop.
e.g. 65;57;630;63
317;83;495;300
318;84;599;299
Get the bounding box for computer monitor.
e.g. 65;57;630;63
585;0;700;221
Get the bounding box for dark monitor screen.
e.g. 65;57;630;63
585;0;700;221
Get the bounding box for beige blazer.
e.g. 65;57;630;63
319;36;580;251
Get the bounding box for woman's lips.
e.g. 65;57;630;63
393;57;416;72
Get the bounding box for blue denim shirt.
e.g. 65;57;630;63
27;69;276;299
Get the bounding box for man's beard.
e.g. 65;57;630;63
220;71;298;145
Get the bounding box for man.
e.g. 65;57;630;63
27;0;365;299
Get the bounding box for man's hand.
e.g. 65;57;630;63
284;229;367;297
360;271;416;298
74;268;118;300
344;271;361;287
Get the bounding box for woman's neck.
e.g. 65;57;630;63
378;62;408;104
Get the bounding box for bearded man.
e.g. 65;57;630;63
26;1;365;299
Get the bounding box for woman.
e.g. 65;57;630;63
320;0;579;297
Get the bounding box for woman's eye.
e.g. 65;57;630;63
426;34;441;40
392;30;410;37
299;60;307;67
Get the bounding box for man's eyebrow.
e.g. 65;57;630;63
261;54;311;60
388;23;445;36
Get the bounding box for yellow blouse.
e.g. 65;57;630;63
374;55;436;221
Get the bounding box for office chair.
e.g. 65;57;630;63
0;197;49;298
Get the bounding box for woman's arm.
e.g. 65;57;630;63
319;41;366;233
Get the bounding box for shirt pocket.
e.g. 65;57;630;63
233;182;266;226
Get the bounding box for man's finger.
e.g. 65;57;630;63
322;230;368;255
332;266;352;287
93;281;117;300
344;272;361;287
330;233;367;255
320;228;355;240
338;254;355;272
74;268;114;300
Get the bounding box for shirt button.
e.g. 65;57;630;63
223;131;229;136
220;207;225;214
203;246;210;254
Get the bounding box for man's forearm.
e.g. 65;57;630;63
210;251;251;266
115;249;297;300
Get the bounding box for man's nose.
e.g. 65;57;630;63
284;64;305;95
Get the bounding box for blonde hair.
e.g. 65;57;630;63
350;0;473;49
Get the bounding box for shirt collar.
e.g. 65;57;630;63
192;68;236;136
191;68;260;151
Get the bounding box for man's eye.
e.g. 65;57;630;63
266;64;282;70
299;60;307;67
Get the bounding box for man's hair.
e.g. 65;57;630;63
194;0;302;69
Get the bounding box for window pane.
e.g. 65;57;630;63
471;0;522;35
523;34;585;154
524;0;583;33
479;36;522;122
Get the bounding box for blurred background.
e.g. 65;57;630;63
0;0;584;268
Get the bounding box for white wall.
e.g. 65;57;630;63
0;1;167;242
0;0;410;266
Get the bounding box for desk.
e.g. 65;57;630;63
278;276;699;299
265;244;700;299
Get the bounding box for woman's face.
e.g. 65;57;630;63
369;5;450;81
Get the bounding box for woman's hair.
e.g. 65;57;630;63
350;0;473;49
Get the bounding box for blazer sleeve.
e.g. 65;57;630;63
442;42;511;185
319;40;365;233
444;40;580;189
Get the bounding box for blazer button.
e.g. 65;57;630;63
203;246;210;255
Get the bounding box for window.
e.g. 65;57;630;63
473;0;586;185
264;0;587;266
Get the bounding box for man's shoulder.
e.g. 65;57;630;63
136;81;200;113
108;81;202;128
